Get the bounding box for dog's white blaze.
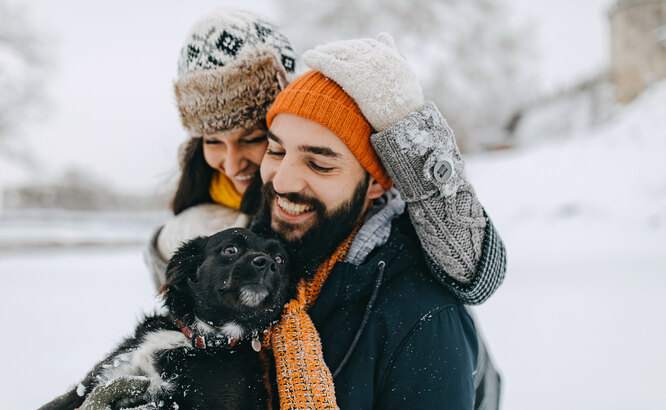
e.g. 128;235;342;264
99;330;189;395
240;287;269;307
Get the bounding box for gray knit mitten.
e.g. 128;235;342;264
374;102;508;305
371;102;486;284
80;376;155;410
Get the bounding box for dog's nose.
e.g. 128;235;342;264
252;256;277;273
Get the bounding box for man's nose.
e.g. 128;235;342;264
271;156;306;194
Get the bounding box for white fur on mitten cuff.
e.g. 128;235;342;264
303;33;424;132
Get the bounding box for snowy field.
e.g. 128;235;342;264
469;81;666;409
0;246;160;409
2;83;665;409
5;238;664;409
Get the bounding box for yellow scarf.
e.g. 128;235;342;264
209;172;242;210
262;224;361;409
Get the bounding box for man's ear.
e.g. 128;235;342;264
366;176;386;200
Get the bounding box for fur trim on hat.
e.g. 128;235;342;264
174;47;289;136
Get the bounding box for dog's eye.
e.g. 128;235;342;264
274;255;285;264
223;246;238;255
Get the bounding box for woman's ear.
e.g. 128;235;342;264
366;176;386;200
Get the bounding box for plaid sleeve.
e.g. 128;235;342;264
426;213;507;305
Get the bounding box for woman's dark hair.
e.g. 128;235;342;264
171;137;214;215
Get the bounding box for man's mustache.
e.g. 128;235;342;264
261;182;321;212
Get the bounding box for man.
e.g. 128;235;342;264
252;34;502;409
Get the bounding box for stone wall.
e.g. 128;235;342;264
609;0;666;102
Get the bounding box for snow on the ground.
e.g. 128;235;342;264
468;80;666;409
0;246;160;409
1;82;665;409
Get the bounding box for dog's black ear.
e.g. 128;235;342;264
159;236;208;310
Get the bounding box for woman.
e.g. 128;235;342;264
144;7;297;287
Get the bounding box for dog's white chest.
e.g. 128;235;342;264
98;330;190;394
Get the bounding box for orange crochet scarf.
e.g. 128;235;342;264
262;224;360;410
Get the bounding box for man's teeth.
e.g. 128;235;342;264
233;174;254;181
277;197;313;216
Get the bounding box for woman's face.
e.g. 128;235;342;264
202;126;267;194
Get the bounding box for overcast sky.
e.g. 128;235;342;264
8;0;616;193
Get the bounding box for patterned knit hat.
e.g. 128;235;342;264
174;8;297;137
266;70;393;191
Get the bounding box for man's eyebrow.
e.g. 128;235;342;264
267;130;341;158
299;145;341;158
266;130;282;144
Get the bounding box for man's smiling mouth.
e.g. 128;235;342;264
277;197;314;216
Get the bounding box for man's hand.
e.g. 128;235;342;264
303;33;424;133
80;376;155;410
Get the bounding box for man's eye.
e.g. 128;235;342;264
223;246;238;255
274;255;285;264
310;162;333;173
266;148;285;157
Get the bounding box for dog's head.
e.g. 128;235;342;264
160;228;290;335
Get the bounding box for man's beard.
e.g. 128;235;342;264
252;175;370;281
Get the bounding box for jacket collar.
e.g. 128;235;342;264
345;188;405;266
317;213;423;307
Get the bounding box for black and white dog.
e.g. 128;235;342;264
40;228;290;410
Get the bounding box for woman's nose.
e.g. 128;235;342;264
222;145;245;176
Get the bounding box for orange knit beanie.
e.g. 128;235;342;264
266;70;393;191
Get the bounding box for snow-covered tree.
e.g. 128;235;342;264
276;0;536;151
0;1;49;144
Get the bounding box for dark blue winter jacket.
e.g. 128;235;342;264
310;214;478;409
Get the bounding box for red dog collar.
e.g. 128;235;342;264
174;319;238;349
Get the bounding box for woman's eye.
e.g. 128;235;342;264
204;139;222;145
274;255;285;264
223;246;238;255
242;135;267;144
